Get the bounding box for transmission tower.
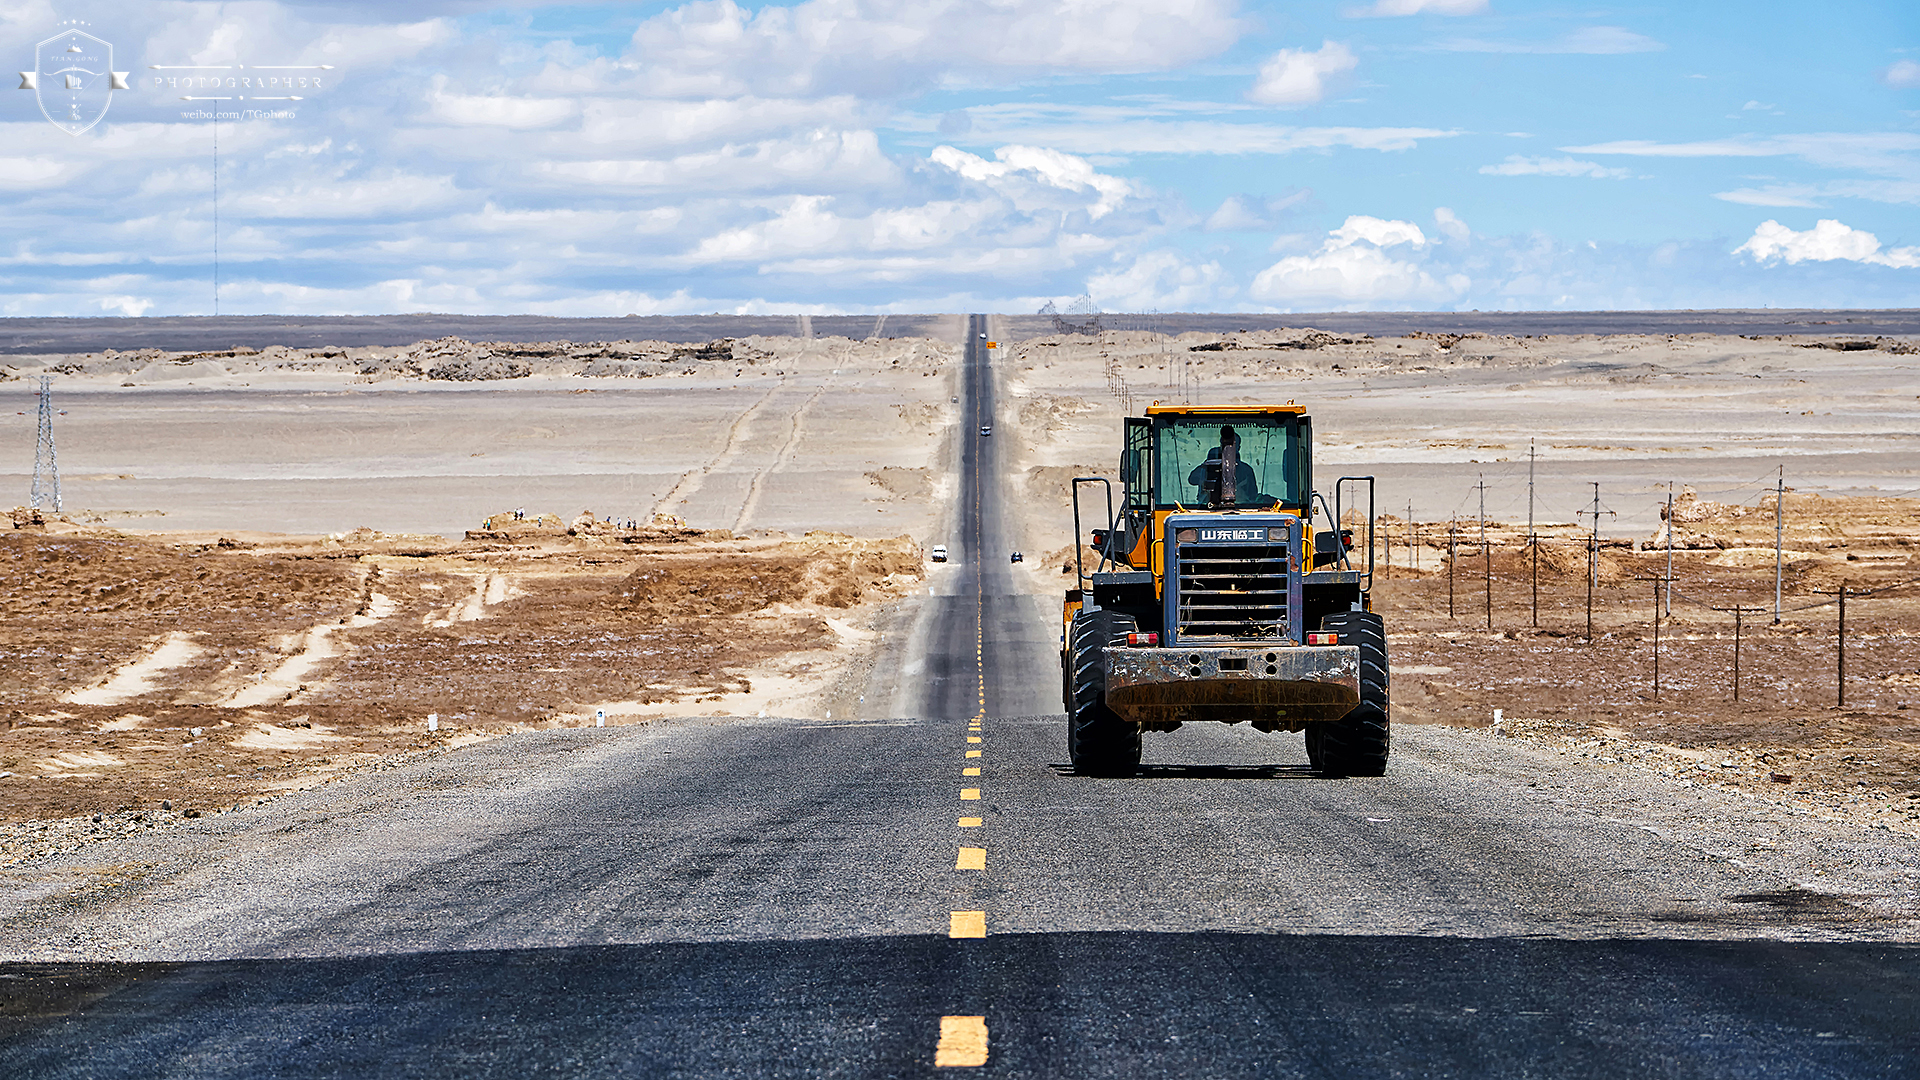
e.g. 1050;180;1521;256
30;376;61;512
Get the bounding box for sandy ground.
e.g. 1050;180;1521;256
4;316;1917;860
991;318;1920;833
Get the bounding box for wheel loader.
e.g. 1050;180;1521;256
1061;403;1387;777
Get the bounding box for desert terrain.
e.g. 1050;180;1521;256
2;314;1917;859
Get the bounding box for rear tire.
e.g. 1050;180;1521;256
1314;610;1390;777
1067;609;1143;776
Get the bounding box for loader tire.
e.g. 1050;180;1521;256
1067;609;1142;777
1314;610;1390;777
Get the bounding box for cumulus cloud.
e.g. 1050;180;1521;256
1347;0;1487;15
1735;219;1920;268
1250;214;1469;306
1432;207;1470;242
1479;155;1633;179
1248;41;1358;107
1087;250;1234;310
1885;60;1920;88
930;144;1135;220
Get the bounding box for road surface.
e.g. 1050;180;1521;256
3;318;1918;1077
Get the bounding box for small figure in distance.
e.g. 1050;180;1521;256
1188;424;1258;504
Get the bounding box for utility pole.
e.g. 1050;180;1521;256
1733;604;1743;703
1836;586;1848;708
1528;441;1538;628
1665;485;1674;617
1774;466;1784;624
1726;604;1766;703
1447;521;1457;619
1476;474;1492;630
30;376;60;512
1577;482;1608;643
1637;576;1664;701
1408;502;1417;574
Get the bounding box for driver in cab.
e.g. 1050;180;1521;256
1188;425;1259;504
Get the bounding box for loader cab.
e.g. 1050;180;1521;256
1109;405;1312;570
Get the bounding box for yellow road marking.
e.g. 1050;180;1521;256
965;749;981;758
963;767;980;776
967;736;981;743
935;1015;989;1067
960;788;980;800
955;846;986;870
958;816;982;827
949;910;986;938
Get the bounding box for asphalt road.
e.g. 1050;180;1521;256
3;317;1919;1077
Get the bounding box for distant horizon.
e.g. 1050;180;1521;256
6;308;1919;357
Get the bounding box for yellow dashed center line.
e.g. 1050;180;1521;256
934;329;994;1067
935;1015;989;1067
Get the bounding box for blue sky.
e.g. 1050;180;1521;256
3;0;1918;316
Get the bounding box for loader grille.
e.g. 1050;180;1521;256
1173;542;1291;640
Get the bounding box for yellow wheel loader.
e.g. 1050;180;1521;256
1062;403;1386;777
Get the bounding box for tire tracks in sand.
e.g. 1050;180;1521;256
734;384;827;533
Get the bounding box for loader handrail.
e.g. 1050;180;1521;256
1070;476;1116;588
1335;475;1376;592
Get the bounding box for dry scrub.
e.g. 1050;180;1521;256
0;520;921;834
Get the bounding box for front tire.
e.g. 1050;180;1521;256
1067;609;1143;776
1314;610;1390;777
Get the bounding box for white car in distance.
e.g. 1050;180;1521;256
931;545;948;563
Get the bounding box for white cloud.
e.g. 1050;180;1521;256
1087;250;1233;310
930;144;1134;219
1713;185;1823;208
946;117;1457;156
1437;26;1664;54
1566;133;1920;173
1735;219;1920;268
539;129;900;194
428;78;580;129
1347;0;1487;15
1885;60;1920;89
1248;41;1358;107
1479;155;1633;179
1203;190;1311;231
1250;214;1468;306
1331;215;1428;248
1432;207;1470;242
627;0;1246;98
1742;101;1776;111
